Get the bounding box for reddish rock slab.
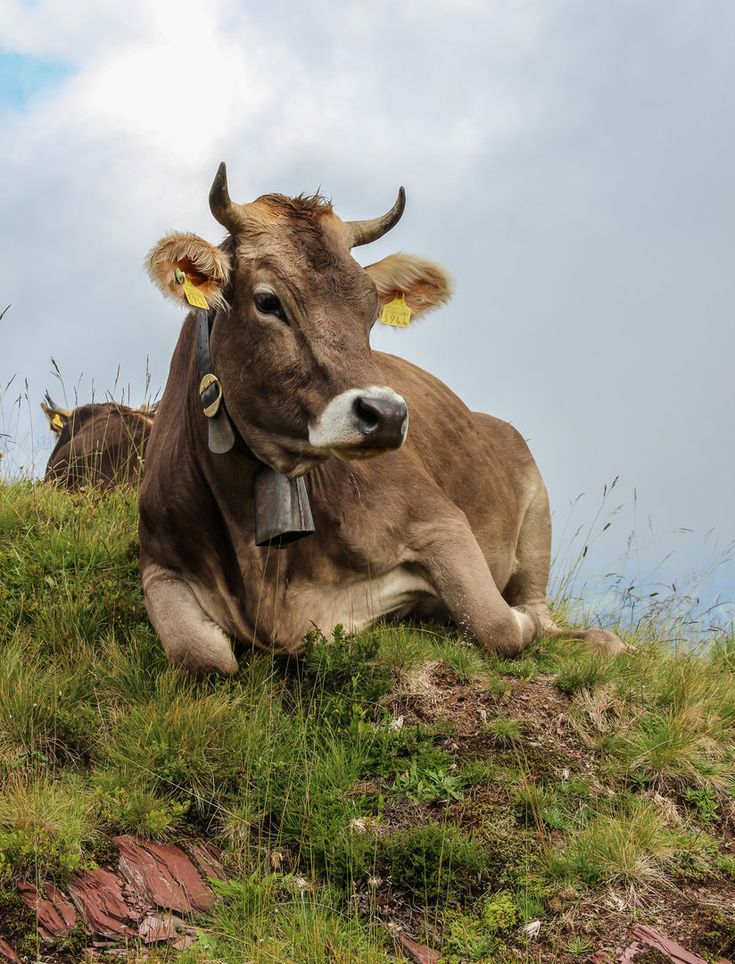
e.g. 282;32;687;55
630;925;711;964
606;926;731;964
114;835;212;914
396;932;440;964
45;883;78;931
68;868;140;939
139;912;185;943
0;939;20;964
138;912;197;950
17;881;77;939
187;841;226;882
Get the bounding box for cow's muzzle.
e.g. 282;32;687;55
352;393;408;449
308;386;409;456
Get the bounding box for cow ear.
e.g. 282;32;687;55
132;401;159;420
146;233;231;310
364;253;453;322
41;398;70;434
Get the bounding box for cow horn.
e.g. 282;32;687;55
346;187;406;248
209;162;248;235
42;392;71;418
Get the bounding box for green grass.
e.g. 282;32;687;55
546;798;684;885
484;717;523;747
190;874;393;963
1;480;735;959
440;890;518;961
0;773;99;883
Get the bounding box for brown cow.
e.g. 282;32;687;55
42;395;156;489
139;163;625;674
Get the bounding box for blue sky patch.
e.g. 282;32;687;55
0;50;70;109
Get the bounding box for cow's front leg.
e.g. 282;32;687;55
411;513;536;656
142;567;238;675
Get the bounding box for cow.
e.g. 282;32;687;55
139;163;625;674
42;394;157;490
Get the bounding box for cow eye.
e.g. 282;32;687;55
254;291;288;323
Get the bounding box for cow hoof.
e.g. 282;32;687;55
583;628;630;655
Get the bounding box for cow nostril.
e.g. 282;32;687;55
353;396;380;432
352;392;409;448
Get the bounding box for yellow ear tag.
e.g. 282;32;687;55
380;294;411;328
51;413;64;431
183;276;209;310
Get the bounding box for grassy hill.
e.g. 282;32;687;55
1;481;734;961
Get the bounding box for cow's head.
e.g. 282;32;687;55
147;164;452;476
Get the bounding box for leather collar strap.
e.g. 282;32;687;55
193;306;315;547
195;307;236;454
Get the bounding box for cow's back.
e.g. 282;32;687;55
46;408;151;490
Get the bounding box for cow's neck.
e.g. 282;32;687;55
177;349;271;638
191;307;314;549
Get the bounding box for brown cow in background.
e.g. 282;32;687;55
42;394;157;489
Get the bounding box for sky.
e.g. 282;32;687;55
1;0;733;630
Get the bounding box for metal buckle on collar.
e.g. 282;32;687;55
199;373;223;418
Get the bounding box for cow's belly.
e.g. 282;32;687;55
288;567;436;640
